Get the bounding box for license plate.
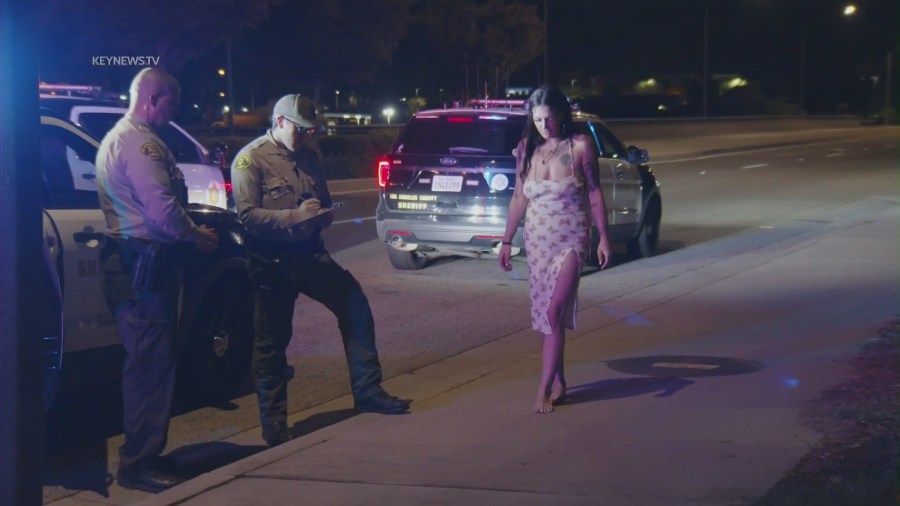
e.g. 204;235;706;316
431;175;464;192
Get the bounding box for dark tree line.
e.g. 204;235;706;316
37;0;545;107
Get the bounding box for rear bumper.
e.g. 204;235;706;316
376;214;523;252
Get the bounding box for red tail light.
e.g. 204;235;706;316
377;158;390;188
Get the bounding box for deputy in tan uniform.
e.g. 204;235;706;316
232;94;409;447
96;67;218;493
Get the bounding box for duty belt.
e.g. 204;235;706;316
247;234;325;260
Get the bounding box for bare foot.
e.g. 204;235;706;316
534;388;554;413
550;380;567;406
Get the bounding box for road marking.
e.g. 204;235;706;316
332;187;379;196
333;216;376;225
652;135;875;165
328;186;379;222
825;152;846;158
741;163;769;169
652;362;720;370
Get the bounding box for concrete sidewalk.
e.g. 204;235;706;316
46;123;895;506
128;192;898;505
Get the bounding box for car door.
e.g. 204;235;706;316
40;116;118;353
41;209;65;409
579;121;618;226
591;121;642;226
71;105;227;208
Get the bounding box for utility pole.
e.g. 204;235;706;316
0;1;45;504
226;35;235;135
885;50;893;114
702;1;709;120
544;0;549;85
799;22;807;115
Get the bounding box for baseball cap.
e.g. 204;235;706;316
273;94;323;131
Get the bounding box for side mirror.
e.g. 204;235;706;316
627;146;649;164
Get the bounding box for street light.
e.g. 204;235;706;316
335;89;340;112
703;1;709;119
800;4;857;114
382;107;395;124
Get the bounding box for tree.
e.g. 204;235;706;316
407;0;544;90
37;0;281;87
238;0;414;102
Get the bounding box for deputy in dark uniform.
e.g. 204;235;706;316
96;68;219;493
231;94;409;447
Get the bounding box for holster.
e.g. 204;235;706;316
246;236;324;295
99;235;134;312
122;238;185;292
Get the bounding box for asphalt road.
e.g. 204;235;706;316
42;124;898;504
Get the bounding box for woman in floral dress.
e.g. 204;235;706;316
498;86;612;413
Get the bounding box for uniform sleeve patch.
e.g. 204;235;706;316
234;154;252;171
140;141;164;160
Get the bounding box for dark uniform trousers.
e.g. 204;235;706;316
100;238;183;475
250;240;383;426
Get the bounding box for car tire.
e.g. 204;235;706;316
627;197;661;259
41;244;64;413
177;273;253;403
386;244;427;270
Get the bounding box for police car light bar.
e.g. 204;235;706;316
467;99;527;109
38;83;103;94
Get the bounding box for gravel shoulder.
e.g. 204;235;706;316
753;318;900;506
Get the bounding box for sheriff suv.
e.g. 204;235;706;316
39;85;230;209
39;110;252;411
374;104;662;270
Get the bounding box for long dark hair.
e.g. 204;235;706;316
520;86;574;179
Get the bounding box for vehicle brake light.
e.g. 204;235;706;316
377;158;390;188
447;117;474;123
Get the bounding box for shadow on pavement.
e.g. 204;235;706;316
43;445;113;499
567;376;694;405
171;442;266;478
289;408;357;439
170;409;358;479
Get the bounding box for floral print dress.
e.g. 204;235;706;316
522;139;590;334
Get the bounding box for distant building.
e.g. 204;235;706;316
505;86;532;98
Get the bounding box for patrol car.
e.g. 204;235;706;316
39;84;229;209
39;110;252;410
374;102;662;269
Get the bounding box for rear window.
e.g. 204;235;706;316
394;117;525;156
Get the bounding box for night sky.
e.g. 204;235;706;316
530;0;897;107
36;0;899;118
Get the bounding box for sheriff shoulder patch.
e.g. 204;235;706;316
234;154;252;171
140;141;164;160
